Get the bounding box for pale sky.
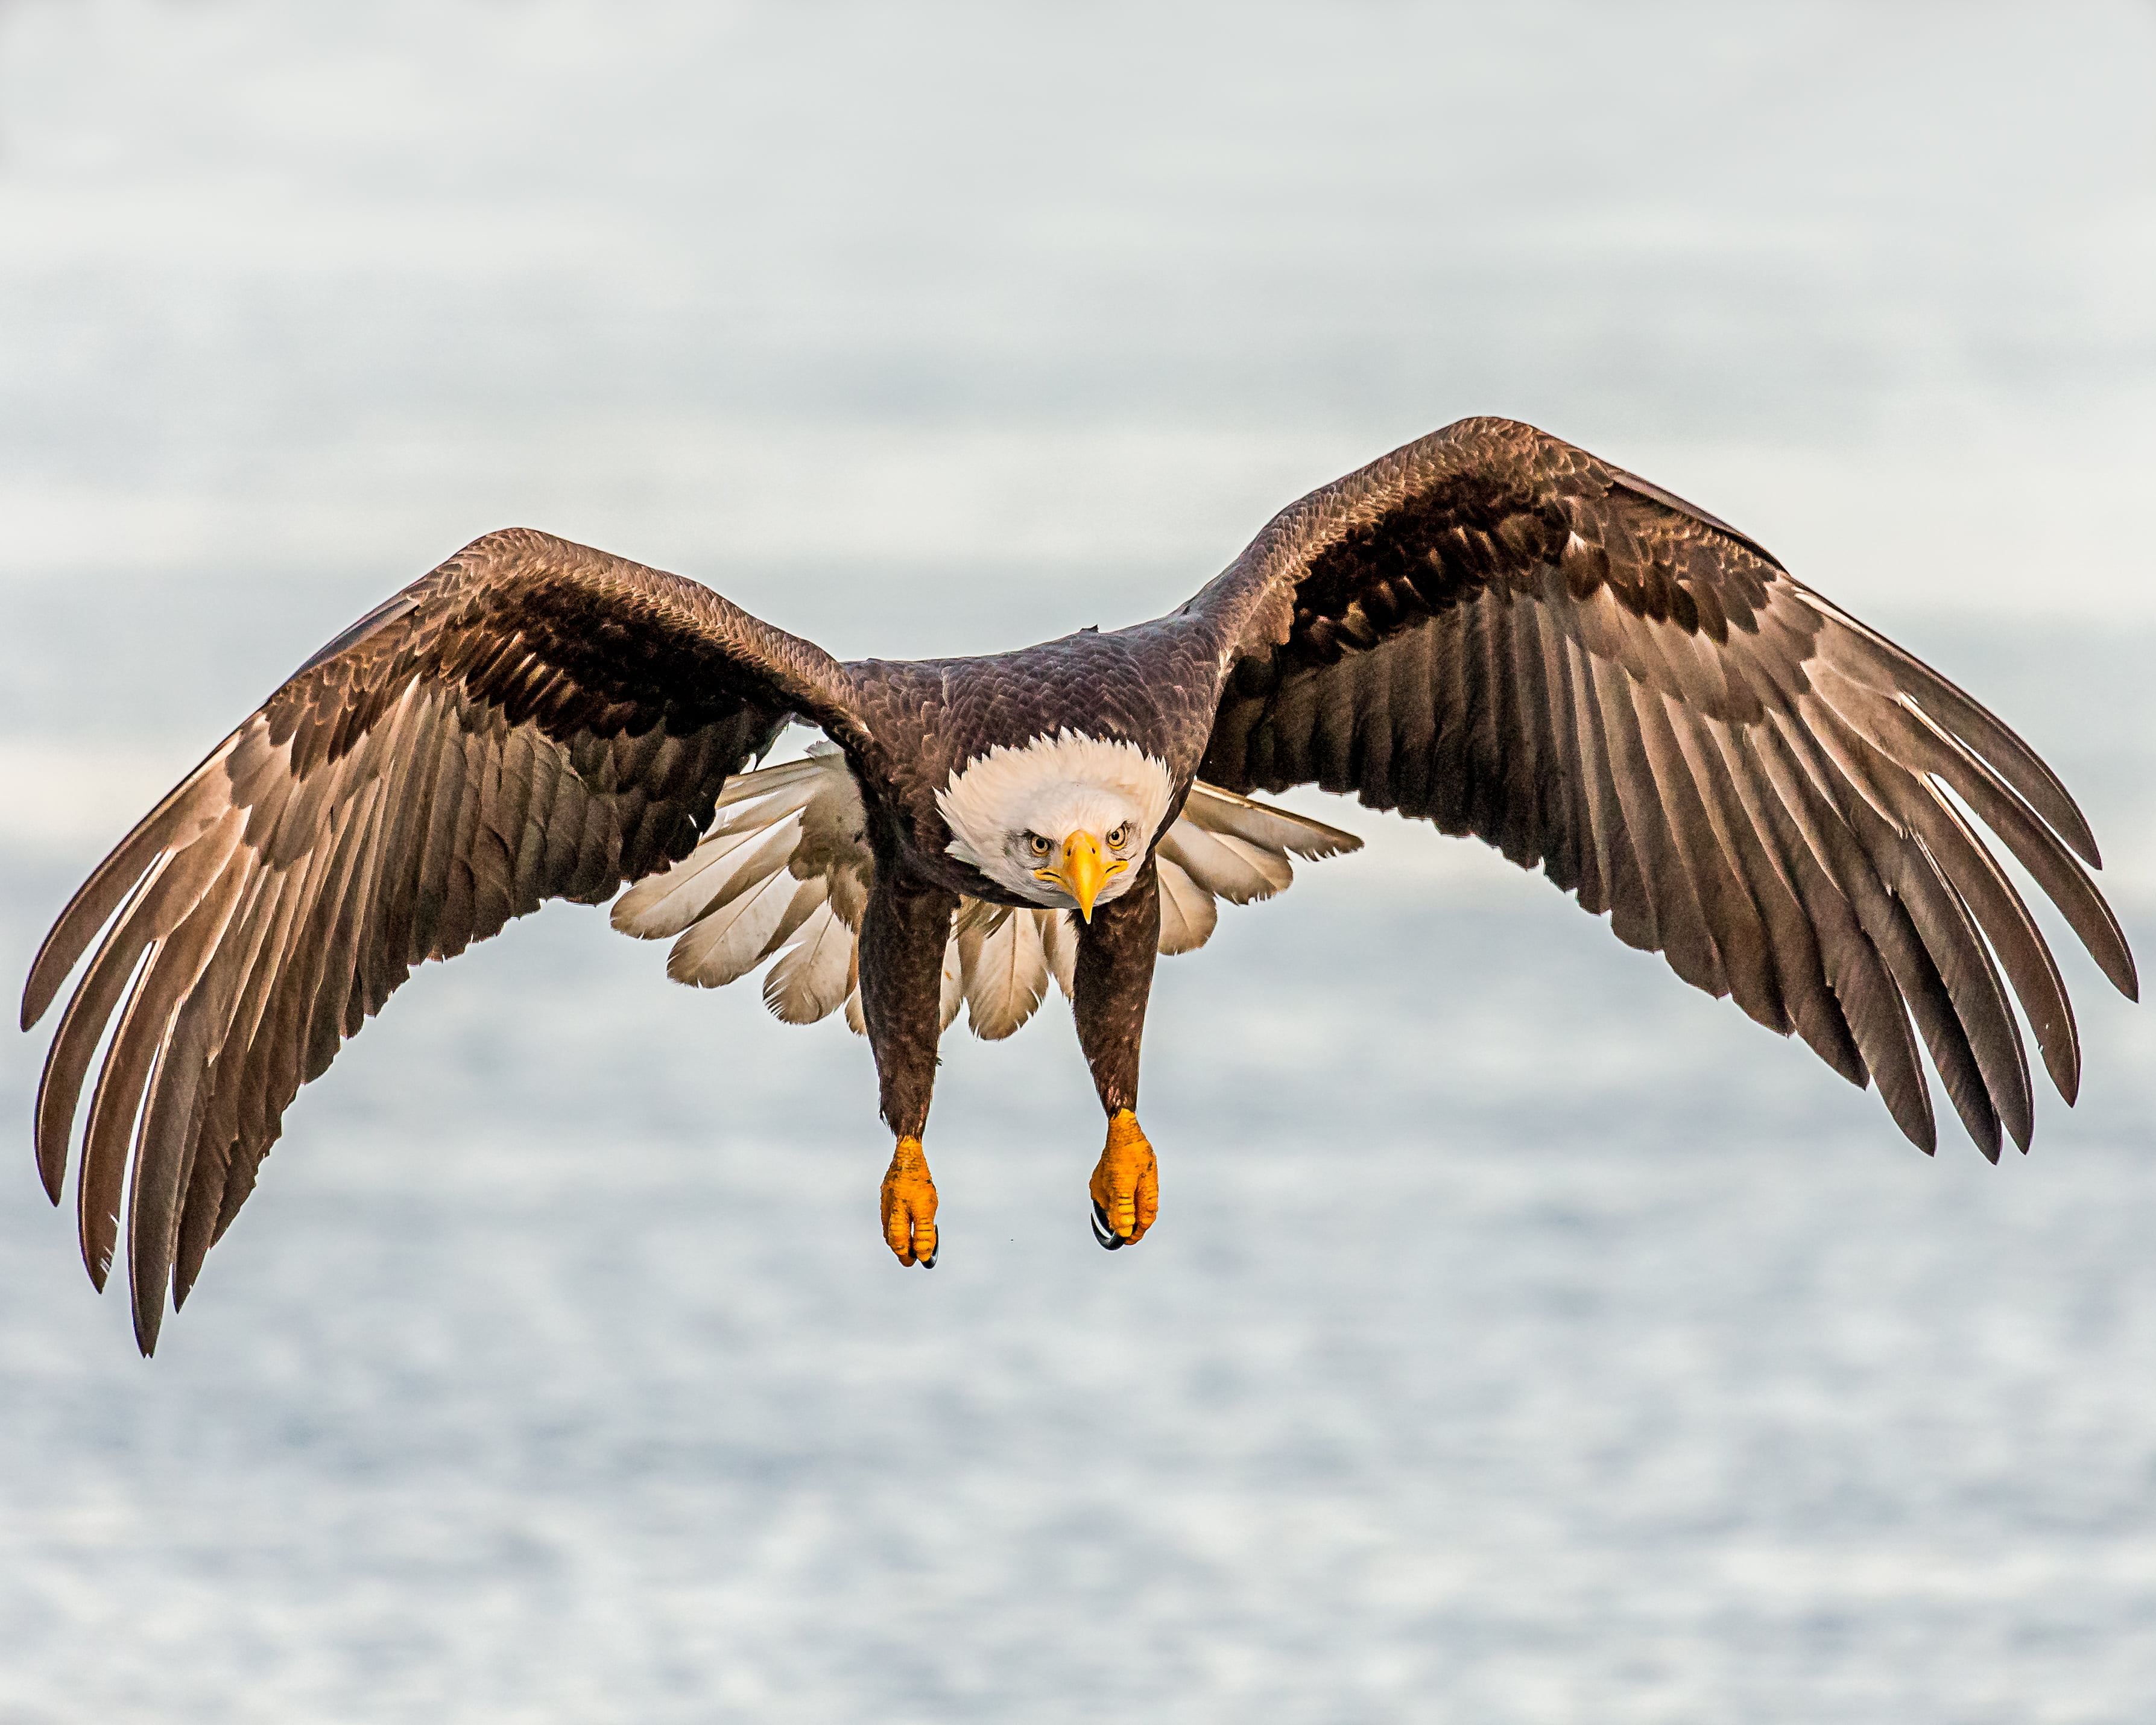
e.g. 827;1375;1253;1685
2;1;2151;846
3;3;2152;631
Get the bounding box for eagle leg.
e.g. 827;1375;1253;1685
1089;1110;1157;1249
859;867;959;1268
1071;862;1162;1249
880;1136;939;1268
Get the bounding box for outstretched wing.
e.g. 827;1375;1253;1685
1189;417;2136;1157
21;528;867;1350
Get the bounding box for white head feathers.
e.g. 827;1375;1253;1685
937;729;1176;910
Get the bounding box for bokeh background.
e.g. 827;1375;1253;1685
3;4;2154;1721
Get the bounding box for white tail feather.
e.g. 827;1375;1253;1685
844;943;867;1036
1156;823;1291;904
1180;782;1361;859
713;753;826;812
619;754;1358;1034
669;869;811;987
1038;910;1077;999
1154;856;1219;955
762;896;854;1024
613;811;805;937
956;903;1051;1039
940;938;964;1031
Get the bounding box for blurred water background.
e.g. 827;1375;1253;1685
3;4;2154;1721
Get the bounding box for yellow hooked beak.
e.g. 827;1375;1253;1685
1037;830;1124;922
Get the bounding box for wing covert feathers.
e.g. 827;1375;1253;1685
24;529;865;1351
1192;416;2133;1157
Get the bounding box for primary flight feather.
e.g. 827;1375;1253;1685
22;418;2136;1353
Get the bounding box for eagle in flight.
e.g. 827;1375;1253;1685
22;419;2137;1352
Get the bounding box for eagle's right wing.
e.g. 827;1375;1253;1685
22;528;869;1350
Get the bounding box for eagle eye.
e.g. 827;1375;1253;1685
1026;833;1052;857
1106;823;1130;850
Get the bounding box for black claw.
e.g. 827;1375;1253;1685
921;1241;938;1268
1091;1202;1127;1251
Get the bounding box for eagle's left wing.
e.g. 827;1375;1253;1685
1184;417;2135;1158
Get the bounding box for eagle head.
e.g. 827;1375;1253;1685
935;730;1175;920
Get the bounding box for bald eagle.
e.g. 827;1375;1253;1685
22;419;2137;1352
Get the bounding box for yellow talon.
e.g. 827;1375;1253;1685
881;1136;938;1267
1089;1109;1158;1249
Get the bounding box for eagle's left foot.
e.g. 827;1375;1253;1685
1089;1109;1157;1250
881;1136;939;1268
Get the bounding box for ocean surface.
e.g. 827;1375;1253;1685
4;4;2154;1721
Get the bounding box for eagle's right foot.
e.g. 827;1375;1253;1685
880;1136;938;1267
1089;1109;1158;1250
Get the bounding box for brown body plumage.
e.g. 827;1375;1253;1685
22;419;2137;1352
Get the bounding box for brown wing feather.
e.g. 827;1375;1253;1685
21;527;865;1352
1191;417;2135;1156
